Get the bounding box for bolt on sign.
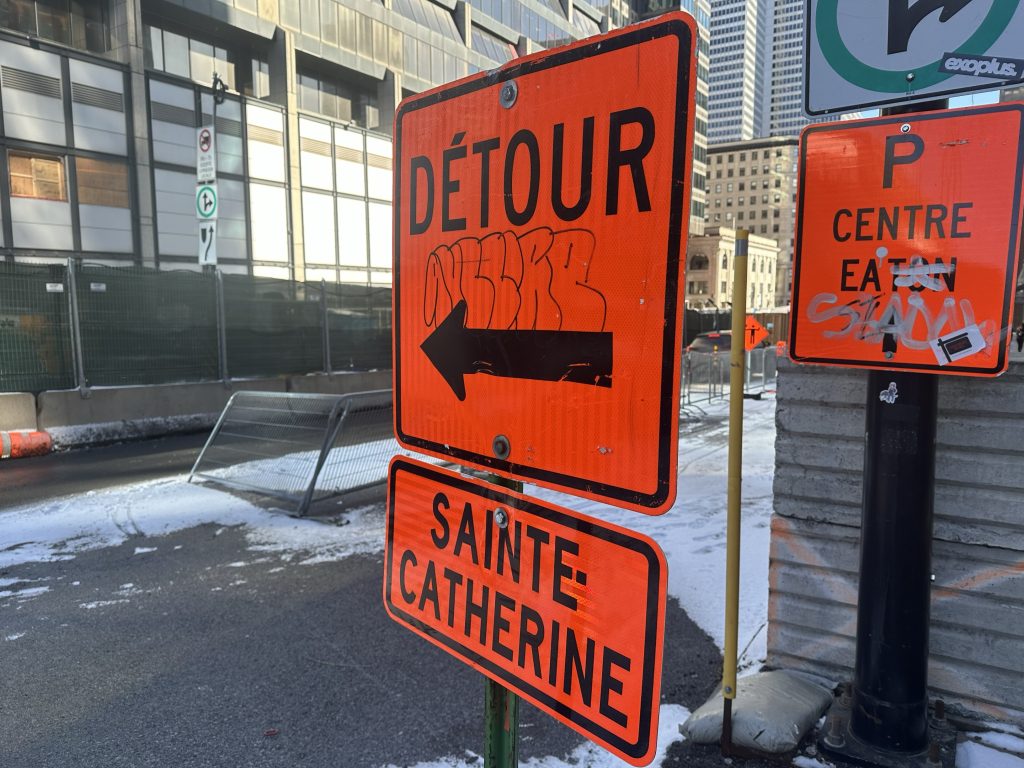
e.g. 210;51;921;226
789;104;1024;376
393;13;697;514
806;0;1024;115
384;458;667;766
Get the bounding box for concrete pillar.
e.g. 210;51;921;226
267;27;305;281
454;1;472;47
516;36;533;58
110;0;157;268
376;69;402;135
559;0;574;25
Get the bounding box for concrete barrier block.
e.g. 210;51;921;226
0;393;37;432
38;378;288;440
287;370;392;395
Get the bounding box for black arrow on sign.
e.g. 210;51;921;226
887;0;976;55
420;300;613;401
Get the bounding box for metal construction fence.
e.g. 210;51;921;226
189;390;435;515
681;347;780;405
0;261;392;394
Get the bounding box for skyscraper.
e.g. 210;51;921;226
706;0;770;142
649;0;710;235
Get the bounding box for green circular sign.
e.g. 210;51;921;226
816;0;1018;93
196;184;218;219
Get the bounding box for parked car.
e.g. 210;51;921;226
686;330;731;353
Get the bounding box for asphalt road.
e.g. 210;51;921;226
1;432;209;511
0;433;787;768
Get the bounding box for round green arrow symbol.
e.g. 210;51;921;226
816;0;1019;93
196;184;218;219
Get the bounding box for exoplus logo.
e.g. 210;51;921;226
940;52;1024;79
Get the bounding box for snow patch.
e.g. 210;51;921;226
958;740;1024;768
376;704;690;768
80;599;131;609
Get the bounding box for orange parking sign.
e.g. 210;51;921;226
393;14;697;513
790;104;1024;376
384;458;667;766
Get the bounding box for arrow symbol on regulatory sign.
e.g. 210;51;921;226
887;0;977;55
420;300;613;401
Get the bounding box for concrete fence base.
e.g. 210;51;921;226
1;370;392;449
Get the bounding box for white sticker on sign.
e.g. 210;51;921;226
929;324;986;366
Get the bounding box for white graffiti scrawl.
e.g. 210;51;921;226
806;249;993;365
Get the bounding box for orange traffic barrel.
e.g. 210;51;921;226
0;431;53;459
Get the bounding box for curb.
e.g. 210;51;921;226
0;431;53;459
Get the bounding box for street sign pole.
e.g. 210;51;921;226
852;100;944;757
484;473;521;768
822;100;953;768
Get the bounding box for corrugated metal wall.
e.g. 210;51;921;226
769;357;1024;723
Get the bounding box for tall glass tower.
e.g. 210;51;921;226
706;0;770;142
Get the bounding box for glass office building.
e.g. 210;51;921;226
0;0;649;284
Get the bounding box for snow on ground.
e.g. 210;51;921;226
2;395;1021;768
527;397;776;672
0;476;385;571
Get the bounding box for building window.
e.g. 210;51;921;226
690;254;709;270
2;0;110;52
9;152;66;201
77;157;130;208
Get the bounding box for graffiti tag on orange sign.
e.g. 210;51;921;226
384;458;667;766
789;104;1024;376
393;14;698;514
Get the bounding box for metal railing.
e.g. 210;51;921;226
682;347;779;405
189;390;399;515
0;261;392;394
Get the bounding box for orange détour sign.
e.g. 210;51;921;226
393;13;697;514
790;104;1024;376
384;458;667;766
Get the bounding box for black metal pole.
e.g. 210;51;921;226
848;98;946;755
851;369;938;751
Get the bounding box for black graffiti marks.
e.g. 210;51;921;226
420;228;612;400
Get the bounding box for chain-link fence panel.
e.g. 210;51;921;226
190;390;417;515
75;264;219;387
0;262;75;393
682;349;781;405
223;275;324;378
320;282;392;371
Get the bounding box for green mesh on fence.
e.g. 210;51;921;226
223;275;324;378
0;262;75;393
75;264;220;387
320;282;392;371
0;263;393;394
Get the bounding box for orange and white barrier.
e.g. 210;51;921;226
0;430;53;459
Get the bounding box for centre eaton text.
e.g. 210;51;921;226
406;107;656;233
396;492;634;728
827;135;969;294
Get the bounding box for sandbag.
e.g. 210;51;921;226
680;670;833;754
